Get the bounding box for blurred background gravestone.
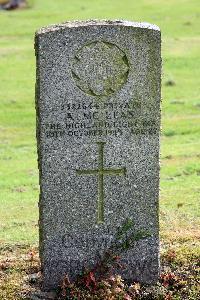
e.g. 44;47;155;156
0;0;27;10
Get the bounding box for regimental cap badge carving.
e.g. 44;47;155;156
71;41;129;96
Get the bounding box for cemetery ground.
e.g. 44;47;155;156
0;0;199;299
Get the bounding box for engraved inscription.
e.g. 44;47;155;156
76;142;126;224
43;100;158;138
72;41;129;96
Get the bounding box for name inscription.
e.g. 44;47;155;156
43;101;158;138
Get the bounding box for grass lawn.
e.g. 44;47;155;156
0;0;199;298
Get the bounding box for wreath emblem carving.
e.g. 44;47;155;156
71;41;129;96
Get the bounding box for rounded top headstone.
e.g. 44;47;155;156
36;20;160;35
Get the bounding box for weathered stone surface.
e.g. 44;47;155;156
35;20;161;290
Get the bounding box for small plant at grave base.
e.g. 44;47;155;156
59;273;132;300
58;219;152;299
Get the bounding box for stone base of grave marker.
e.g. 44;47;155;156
35;20;161;290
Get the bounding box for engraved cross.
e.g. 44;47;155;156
76;142;126;224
